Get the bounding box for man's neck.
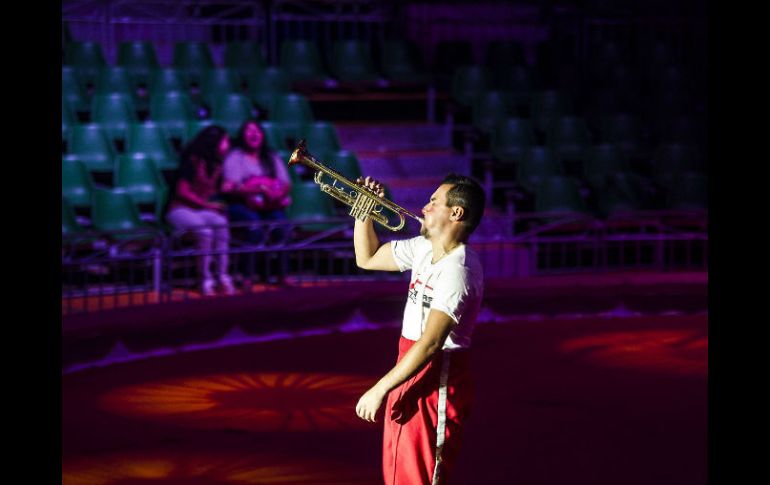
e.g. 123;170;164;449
430;232;465;263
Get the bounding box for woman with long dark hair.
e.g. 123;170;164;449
221;119;292;244
166;125;235;296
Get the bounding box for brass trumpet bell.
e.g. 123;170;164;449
288;140;423;231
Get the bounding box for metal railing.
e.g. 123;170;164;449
62;211;707;315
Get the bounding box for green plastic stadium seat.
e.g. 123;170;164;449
546;116;592;161
490;118;536;163
62;157;95;209
201;68;241;107
534;175;587;213
62;66;88;114
149;91;195;141
212;93;254;136
62;197;86;235
302;121;341;160
65;41;106;86
150;68;189;95
246;66;291;110
451;65;490;107
380;39;429;83
583;144;632;189
259;121;289;152
95;66;135;96
117;41;159;86
288;181;337;231
531;90;574;133
67;124;116;173
173;42;214;84
62;99;77;142
517;146;564;193
279;40;329;82
328;150;362;181
91;93;138;142
91;187;154;238
268;93;314;141
330;40;379;82
126;122;179;170
492;65;533;106
115;154;169;220
225;41;266;69
472;91;516;135
598;114;643;157
225;41;266;85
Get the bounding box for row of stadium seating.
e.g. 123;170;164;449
62;84;704;159
63;36;700;86
63;163;707;242
64;39;433;87
63;88;315;140
62;175;351;239
63;136;706;234
64;61;699;124
62;116;345;172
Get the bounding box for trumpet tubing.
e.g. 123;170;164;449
289;140;422;232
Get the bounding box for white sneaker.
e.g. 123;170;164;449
201;278;216;296
218;274;236;295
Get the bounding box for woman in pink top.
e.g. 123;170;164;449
166;125;235;296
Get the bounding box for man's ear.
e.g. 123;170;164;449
450;206;465;221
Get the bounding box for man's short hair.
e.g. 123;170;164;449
441;173;486;236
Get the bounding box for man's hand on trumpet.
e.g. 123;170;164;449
355;176;386;198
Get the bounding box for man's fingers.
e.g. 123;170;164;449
355;176;387;199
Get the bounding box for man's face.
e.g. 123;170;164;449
420;184;454;239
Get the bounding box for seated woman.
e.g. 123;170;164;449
221;119;292;245
166;125;236;296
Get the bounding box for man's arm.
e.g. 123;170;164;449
354;218;400;271
355;309;456;422
353;176;400;271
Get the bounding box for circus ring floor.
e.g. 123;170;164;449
63;273;707;485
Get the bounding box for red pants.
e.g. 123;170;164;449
383;336;473;485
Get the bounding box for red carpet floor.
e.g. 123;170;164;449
63;313;707;485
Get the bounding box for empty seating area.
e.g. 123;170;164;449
446;36;707;219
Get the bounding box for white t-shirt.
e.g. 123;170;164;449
390;236;484;350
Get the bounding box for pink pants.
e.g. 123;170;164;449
383;337;473;485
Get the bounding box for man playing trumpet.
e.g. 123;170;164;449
353;174;486;485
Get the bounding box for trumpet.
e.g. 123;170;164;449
288;140;424;232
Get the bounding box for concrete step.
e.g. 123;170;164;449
336;122;451;151
356;150;471;180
